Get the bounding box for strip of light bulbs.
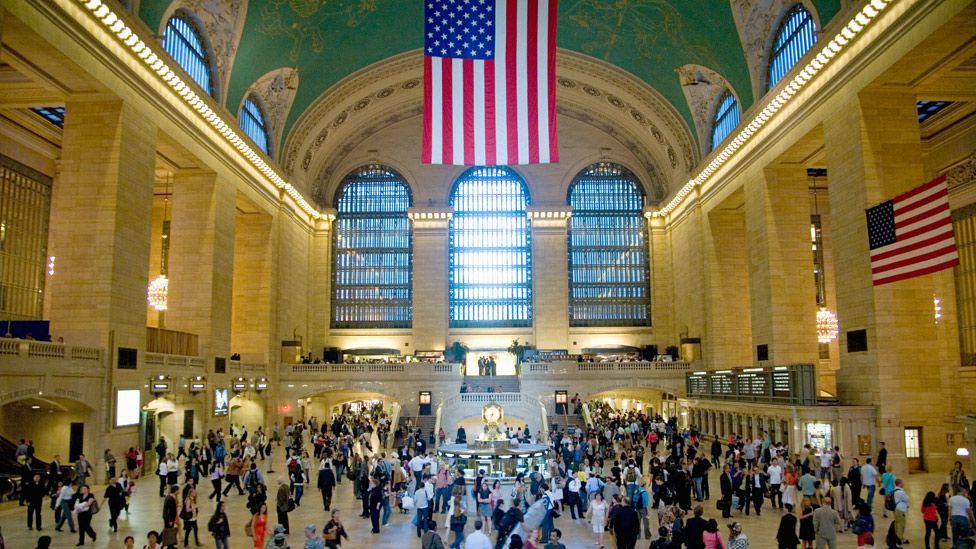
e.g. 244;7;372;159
76;0;894;222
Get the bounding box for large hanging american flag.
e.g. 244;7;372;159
866;175;958;286
422;0;559;166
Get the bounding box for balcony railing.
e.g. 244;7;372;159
0;337;103;363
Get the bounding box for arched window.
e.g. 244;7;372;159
239;97;270;156
449;167;532;327
567;163;650;327
710;92;741;151
768;4;818;89
162;14;215;97
332;166;412;328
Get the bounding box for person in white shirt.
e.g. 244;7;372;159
413;475;434;538
465;519;493;549
819;449;833;480
767;459;784;509
409;454;426;486
157;459;169;497
54;482;76;532
949;487;975;544
860;459;879;508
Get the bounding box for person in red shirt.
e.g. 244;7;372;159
921;491;940;549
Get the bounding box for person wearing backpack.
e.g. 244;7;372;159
623;459;641;502
880;466;896;518
633;480;651;539
852;502;875;547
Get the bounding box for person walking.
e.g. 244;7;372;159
247;503;268;548
323;509;348;549
703;519;726;549
181;487;200;547
777;504;800;549
207;501;230;549
586;491;608;548
102;476;126;532
161;485;179;549
367;478;383;533
415;474;434;538
208;462;224;502
275;480;292;535
317;460;336;511
812;496;842;549
54;480;76;533
74;485;98;546
861;459;879;510
608;497;641;549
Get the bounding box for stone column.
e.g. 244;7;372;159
824;90;959;473
410;209;451;351
744;165;819;365
529;207;571;350
231;212;274;362
649;215;675;349
48;99;156;351
703;210;752;368
166;172;236;357
307;216;334;358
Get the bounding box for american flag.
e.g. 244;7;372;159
422;0;558;166
866;175;958;286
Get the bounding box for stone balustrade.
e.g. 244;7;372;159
0;337;105;371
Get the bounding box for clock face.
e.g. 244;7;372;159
484;404;502;423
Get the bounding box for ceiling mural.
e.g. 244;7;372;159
137;0;842;151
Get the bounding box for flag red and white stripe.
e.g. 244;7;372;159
867;175;959;286
422;0;558;165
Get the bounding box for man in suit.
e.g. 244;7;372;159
608;497;641;549
683;505;708;549
719;465;734;518
813;496;843;549
745;467;768;516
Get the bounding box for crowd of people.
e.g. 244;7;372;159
9;400;976;549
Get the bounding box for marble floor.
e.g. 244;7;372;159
0;462;952;548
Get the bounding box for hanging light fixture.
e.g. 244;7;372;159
147;275;169;311
817;307;839;343
148;175;172;314
810;172;839;344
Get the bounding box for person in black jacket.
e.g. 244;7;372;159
318;462;336;511
608;498;641;549
745;467;768;516
776;503;800;549
684;505;708;549
719;465;734;518
161;485;179;548
102;477;126;532
367;478;384;533
207;501;231;549
25;472;45;531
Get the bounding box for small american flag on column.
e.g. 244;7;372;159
422;0;559;165
866;175;959;286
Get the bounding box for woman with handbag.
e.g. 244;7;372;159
207;501;230;549
276;480;293;534
323;509;348;548
247;502;269;548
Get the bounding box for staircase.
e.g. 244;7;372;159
462;375;520;393
548;412;584;434
397;416;438;446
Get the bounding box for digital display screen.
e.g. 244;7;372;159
115;389;140;427
214;388;229;416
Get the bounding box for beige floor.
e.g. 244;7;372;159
0;462;952;548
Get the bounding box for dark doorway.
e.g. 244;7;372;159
69;422;84;462
183;410;194;439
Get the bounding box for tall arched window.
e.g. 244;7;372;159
568;163;650;327
450;167;532;327
768;4;818;89
239;96;270;156
162;13;215;97
711;92;741;151
332;166;412;328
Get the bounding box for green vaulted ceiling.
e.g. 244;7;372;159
138;0;842;149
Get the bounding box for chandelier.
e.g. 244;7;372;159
816;307;839;344
147;274;169;311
